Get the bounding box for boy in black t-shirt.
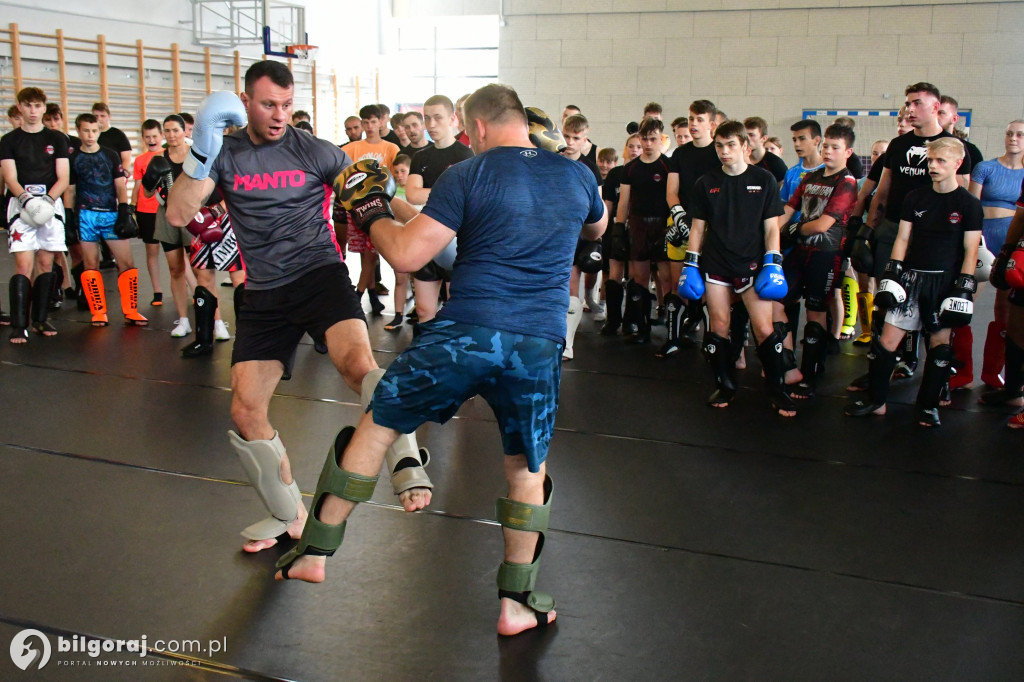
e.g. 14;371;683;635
600;134;642;335
776;124;859;398
744;116;787;183
616;117;672;345
404;94;473;331
0;87;70;343
863;83;971;382
92;102;131;178
677;121;794;416
664;100;721;356
846;138;981;426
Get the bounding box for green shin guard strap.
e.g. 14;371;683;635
495;475;552;534
276;427;379;574
495;476;553;604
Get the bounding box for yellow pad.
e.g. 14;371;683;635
841;276;858;329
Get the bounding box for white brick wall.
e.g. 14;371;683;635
498;0;1024;162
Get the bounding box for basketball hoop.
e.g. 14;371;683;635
286;44;318;61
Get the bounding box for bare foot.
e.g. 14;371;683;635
274;553;327;583
710;401;729;409
398;486;432;512
497;597;556;636
777;407;797;418
9;335;26;345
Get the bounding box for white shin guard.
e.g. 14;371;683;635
361;368;433;496
229;430;303;541
563;296;584;360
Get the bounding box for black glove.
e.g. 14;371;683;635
114;203;139;239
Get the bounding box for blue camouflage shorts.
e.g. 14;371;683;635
370;319;564;473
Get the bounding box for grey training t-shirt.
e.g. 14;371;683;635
209;127;352;290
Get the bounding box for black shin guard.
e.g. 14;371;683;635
602;280;623;334
917;344;955;410
664;293;682;344
182;286;218;358
773;321;798;373
622;280;640;335
757;330;796;413
625;281;649;342
784;300;801;340
799;321;828;388
232;282;246;319
870;298;885;340
31;272;55;327
681;298;703;334
729;302;750;362
9;275;30;338
48;266;63;308
703;332;736;404
903;330;920;364
868;342;898;405
72;263;87;311
1006;337;1024;392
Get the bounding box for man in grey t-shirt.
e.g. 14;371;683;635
167;61;432;553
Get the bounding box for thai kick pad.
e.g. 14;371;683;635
496;476;556;616
360;368;433;495
228;430;302;541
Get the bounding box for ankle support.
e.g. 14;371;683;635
496;476;555;614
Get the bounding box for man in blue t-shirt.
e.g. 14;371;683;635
274;85;606;638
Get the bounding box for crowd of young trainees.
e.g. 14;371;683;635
3;80;1024;431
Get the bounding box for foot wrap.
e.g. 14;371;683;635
496;475;555;626
229;430;302;541
276;427;379;577
361;368;433;496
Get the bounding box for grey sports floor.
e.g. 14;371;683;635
1;247;1022;681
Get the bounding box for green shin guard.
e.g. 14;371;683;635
276;426;379;578
496;476;555;624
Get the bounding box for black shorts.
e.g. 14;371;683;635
782;247;840;312
884;269;956;334
605;221;629;262
628;214;668;263
136;211;158;245
231;263;365;379
413;260;449;283
870;218;899;280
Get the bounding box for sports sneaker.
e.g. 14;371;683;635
214;319;231;341
171;318;192;337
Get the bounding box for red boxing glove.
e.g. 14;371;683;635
1005;244;1024;289
186;204;226;244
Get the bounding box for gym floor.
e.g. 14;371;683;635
1;248;1022;681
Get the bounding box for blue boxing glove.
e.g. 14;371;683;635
676;250;705;301
754;250;788;300
183;91;247;180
